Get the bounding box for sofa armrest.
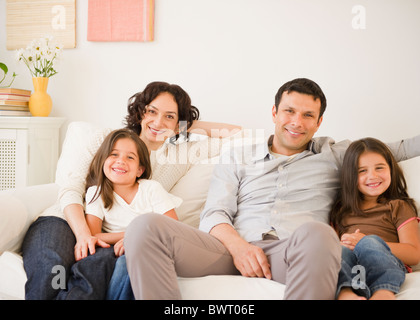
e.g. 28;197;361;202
0;183;59;254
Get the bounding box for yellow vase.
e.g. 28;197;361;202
29;77;52;117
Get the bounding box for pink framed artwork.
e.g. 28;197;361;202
87;0;154;42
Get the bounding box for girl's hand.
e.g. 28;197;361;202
74;235;110;261
340;229;365;250
114;238;125;257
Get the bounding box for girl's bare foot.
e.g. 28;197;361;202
369;289;396;300
337;288;367;300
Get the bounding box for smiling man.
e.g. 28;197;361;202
272;88;324;156
124;78;420;300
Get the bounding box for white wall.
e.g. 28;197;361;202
1;0;420;148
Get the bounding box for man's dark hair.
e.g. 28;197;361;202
274;78;327;119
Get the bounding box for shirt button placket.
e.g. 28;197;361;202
277;166;286;190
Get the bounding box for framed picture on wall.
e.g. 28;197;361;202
6;0;76;50
87;0;154;42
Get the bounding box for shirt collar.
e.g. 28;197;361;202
251;135;315;162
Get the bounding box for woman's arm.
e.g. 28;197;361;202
57;125;112;260
387;220;420;266
188;120;242;138
64;204;110;261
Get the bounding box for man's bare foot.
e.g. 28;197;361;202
337;288;367;300
369;289;396;300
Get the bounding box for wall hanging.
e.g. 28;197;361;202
87;0;154;42
6;0;76;50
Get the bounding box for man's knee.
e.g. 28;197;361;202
291;221;341;261
294;221;337;241
124;214;169;252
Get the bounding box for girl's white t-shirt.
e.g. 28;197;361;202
85;179;182;233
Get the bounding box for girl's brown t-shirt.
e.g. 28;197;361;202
342;199;419;243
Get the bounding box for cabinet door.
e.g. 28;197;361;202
0;129;28;190
27;126;59;186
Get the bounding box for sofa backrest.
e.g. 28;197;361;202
399;157;420;210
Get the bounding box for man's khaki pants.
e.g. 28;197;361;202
124;214;341;300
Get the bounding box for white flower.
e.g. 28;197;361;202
16;35;63;78
15;48;24;61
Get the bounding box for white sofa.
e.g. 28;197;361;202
1;122;420;300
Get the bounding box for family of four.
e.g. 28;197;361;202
21;78;420;300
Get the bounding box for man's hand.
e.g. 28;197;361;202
230;240;272;279
210;223;272;279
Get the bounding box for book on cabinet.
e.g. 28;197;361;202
0;88;31;116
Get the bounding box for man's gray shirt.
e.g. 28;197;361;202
199;135;420;242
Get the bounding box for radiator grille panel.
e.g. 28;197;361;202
0;139;16;190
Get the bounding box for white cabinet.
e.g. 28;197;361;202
0;117;65;190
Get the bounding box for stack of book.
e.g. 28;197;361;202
0;88;32;116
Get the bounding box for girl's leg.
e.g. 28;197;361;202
22;216;76;300
354;235;406;299
336;246;368;299
369;289;397;300
106;255;134;300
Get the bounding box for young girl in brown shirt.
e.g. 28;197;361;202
330;137;420;300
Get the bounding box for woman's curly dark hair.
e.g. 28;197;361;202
124;81;200;136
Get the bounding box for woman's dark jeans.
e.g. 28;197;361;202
22;216;117;300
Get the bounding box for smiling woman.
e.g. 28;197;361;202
139;92;180;150
125;82;199;141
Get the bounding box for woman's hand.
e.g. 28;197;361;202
340;229;365;250
63;204;109;260
74;235;110;261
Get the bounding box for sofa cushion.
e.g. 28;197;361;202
0;183;58;254
169;160;216;228
0;251;26;299
178;275;285;299
400;157;420;211
2;249;420;300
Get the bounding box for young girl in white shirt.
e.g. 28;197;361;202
85;128;182;257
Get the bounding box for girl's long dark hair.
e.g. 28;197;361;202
329;137;418;237
86;129;151;210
